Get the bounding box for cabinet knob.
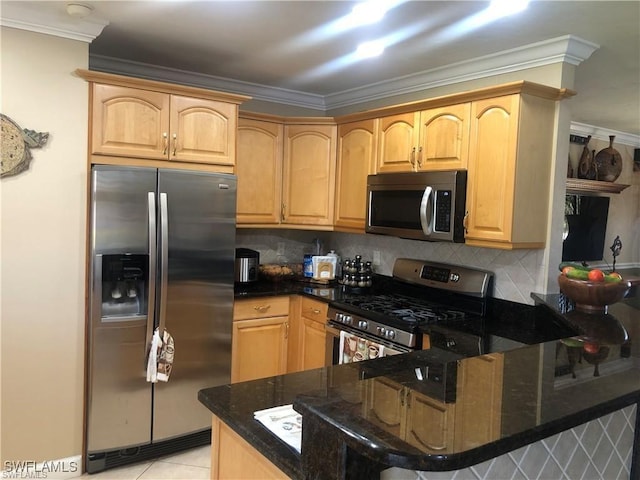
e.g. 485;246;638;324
254;305;271;313
463;211;469;233
410;147;416;169
171;133;177;156
417;146;423;168
281;203;286;221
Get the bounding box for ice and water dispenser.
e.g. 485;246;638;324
100;254;148;319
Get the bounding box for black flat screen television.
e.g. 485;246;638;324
562;195;609;262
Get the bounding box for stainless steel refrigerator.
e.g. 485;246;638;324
86;165;236;473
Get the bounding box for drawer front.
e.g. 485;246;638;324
234;296;289;320
300;297;328;323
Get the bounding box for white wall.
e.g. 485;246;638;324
1;27;88;465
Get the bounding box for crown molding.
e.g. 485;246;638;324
0;1;108;43
570;122;640;147
325;35;599;109
89;55;326;110
90;34;598;112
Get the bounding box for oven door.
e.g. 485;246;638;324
325;323;408;366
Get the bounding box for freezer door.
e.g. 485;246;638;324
153;169;236;442
87;166;157;453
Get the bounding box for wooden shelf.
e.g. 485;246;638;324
566;178;630;195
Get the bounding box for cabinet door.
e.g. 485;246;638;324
418;104;470;171
91;84;170;159
363;377;406;438
212;416;289;480
299;297;329;371
376;112;420;173
405;392;455;453
169;95;237;166
465;95;519;246
334;120;377;231
301;318;327;371
454;353;504;450
282;124;337;226
236;118;283;224
231;316;288;383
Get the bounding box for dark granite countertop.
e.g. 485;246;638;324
201;284;640;478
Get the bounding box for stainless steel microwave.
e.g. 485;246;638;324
366;170;467;242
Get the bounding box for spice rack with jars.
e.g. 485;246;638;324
339;255;373;290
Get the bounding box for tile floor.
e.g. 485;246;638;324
74;444;210;479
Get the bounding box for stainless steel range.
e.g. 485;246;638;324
326;258;513;362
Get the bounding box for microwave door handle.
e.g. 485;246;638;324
419;186;434;235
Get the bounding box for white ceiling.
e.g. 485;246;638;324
2;1;640;137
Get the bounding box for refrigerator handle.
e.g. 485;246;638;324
158;192;169;333
146;192;157;347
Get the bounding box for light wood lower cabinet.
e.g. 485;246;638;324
454;353;504;450
299;297;329;371
363;377;455;453
211;415;289;480
231;296;290;383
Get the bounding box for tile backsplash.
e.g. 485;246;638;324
237;229;547;304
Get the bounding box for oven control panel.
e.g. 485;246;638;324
392;258;493;298
329;308;417;348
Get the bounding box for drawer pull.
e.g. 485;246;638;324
312;308;321;315
254;305;271;313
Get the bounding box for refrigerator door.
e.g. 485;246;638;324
87;166;157;453
153;169;236;442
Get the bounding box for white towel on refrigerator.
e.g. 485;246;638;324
146;328;162;383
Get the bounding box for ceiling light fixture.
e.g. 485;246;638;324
351;1;389;25
356;40;385;59
66;3;93;19
487;0;530;17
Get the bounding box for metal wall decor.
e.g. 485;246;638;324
1;114;49;178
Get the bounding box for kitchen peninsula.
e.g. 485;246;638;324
199;285;639;480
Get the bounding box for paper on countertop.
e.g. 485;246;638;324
253;404;302;453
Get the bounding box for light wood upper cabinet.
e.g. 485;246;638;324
169;95;237;165
236;117;283;224
465;94;556;249
231;297;289;383
91;84;169;159
418;103;470;171
376;112;420;173
282;124;337;226
376;105;470;173
91;83;238;167
334;120;377;232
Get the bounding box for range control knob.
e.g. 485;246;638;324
335;313;343;322
386;330;396;339
344;315;353;325
446;338;457;348
358;320;368;329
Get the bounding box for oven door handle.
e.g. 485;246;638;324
419;186;434;236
